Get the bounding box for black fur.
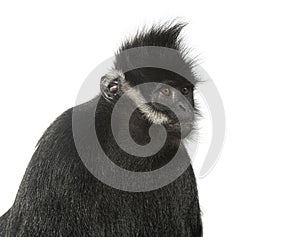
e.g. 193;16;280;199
0;22;202;236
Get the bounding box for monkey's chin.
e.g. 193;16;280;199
180;123;193;138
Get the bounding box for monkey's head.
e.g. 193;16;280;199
99;22;200;147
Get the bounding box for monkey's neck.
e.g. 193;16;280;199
95;103;186;172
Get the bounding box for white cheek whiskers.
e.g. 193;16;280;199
138;104;170;125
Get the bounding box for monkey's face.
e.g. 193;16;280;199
101;68;198;140
137;68;197;139
127;68;197;139
138;81;195;139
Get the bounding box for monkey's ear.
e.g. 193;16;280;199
100;70;125;100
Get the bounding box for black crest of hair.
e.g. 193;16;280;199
0;22;203;236
120;22;185;51
114;22;198;86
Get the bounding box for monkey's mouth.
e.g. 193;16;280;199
166;122;193;138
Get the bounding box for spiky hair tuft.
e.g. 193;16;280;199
119;22;187;51
113;21;198;84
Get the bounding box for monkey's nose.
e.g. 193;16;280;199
178;102;186;112
177;101;193;112
175;102;194;123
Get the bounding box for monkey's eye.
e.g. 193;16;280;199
161;88;171;96
181;87;190;95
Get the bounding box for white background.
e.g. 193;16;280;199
0;0;300;236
